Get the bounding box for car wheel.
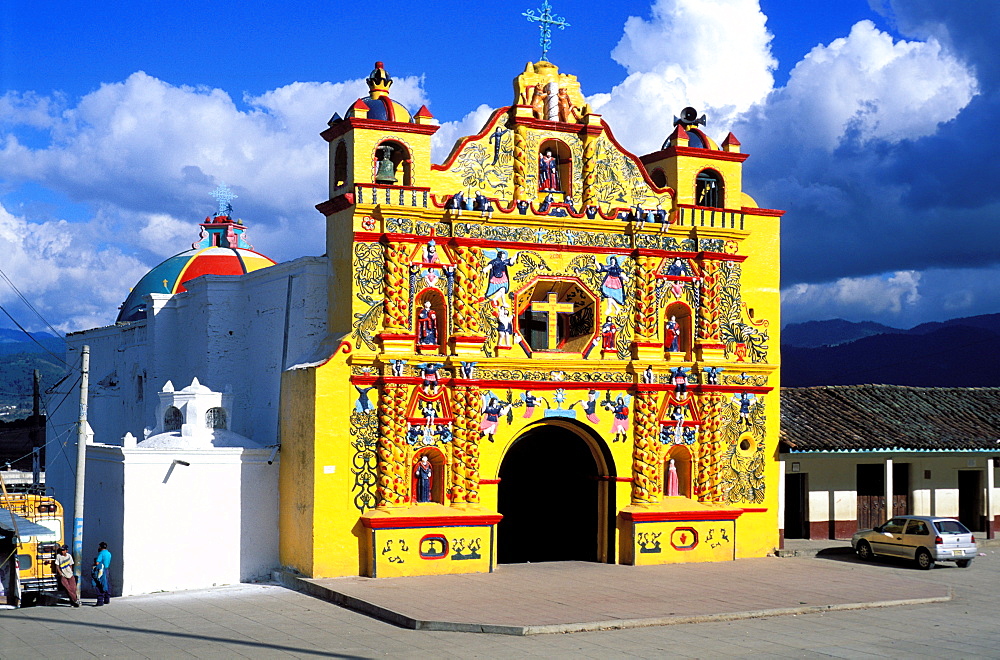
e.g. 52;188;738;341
916;549;935;570
956;559;971;568
856;540;874;561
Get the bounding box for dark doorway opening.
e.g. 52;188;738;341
958;470;983;532
857;464;886;531
784;473;808;539
892;462;910;517
497;424;603;563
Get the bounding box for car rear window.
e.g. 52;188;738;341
935;520;970;534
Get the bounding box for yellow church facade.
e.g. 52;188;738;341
279;61;782;578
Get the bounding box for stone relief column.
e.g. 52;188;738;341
631;390;661;504
451;245;483;336
376;383;409;506
383;241;410;332
634;254;659;342
450;385;482;504
696;391;727;502
513;124;529;202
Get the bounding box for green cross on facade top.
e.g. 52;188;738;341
523;1;570;62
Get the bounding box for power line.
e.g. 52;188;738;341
0;265;68;344
0;300;75;370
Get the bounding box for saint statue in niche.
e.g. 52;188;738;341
666;458;680;497
538;149;560;191
417;301;438;345
601;316;618;351
665;315;681;352
415;455;433;503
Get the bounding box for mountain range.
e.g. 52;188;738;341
782;313;1000;387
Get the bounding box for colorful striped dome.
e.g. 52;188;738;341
117;246;275;323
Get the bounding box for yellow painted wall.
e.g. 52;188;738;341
280;60;783;577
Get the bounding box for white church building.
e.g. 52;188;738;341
47;196;328;596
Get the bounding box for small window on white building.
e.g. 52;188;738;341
206;407;228;430
164;406;182;432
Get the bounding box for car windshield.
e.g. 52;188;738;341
935;519;970;534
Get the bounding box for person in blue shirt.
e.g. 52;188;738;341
95;542;112;605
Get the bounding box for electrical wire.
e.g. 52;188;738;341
0;300;74;370
0;265;68;344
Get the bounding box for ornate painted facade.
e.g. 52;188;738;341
279;61;782;578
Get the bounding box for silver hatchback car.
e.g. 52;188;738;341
851;515;977;569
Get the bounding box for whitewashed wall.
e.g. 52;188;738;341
47;255;327;594
786;453;999;527
82;444;278;596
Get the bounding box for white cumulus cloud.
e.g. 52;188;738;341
589;0;777;153
755;20;978;151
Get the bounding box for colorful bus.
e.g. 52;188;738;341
0;492;64;606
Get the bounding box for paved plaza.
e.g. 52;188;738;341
2;544;998;658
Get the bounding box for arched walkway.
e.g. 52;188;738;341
497;422;614;564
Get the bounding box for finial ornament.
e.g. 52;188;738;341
523;1;570;62
210;183;238;217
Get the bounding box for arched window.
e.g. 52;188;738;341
415;289;447;355
163;406;182;432
665;446;693;498
333;141;349;189
373;140;412;186
412;448;447;504
695;169;724;208
664;302;692;357
206;407;228;430
538;139;572;197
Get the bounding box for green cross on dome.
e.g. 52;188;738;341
210;183;238;217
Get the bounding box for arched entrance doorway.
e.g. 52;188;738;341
497;421;614;564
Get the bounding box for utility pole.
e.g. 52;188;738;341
72;346;89;578
31;369;40;489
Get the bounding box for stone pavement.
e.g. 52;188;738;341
1;546;998;658
280;554;948;635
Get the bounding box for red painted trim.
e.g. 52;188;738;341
432;106;512;171
740;508;768;513
698;343;727;350
378;333;417;340
362;514;503;529
596;476;633;483
451;335;486;343
316;193;355;216
479;479;501;485
347;236;748;263
634;341;663;348
322;116;439;142
647;145;750;163
356;182;432;193
744;207;785;217
513;116;589;134
621;509;744;522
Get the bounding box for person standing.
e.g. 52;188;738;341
94;541;111;605
53;546;80;607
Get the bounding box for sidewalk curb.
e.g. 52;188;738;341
274;570;952;636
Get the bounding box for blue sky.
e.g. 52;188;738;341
0;0;997;334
